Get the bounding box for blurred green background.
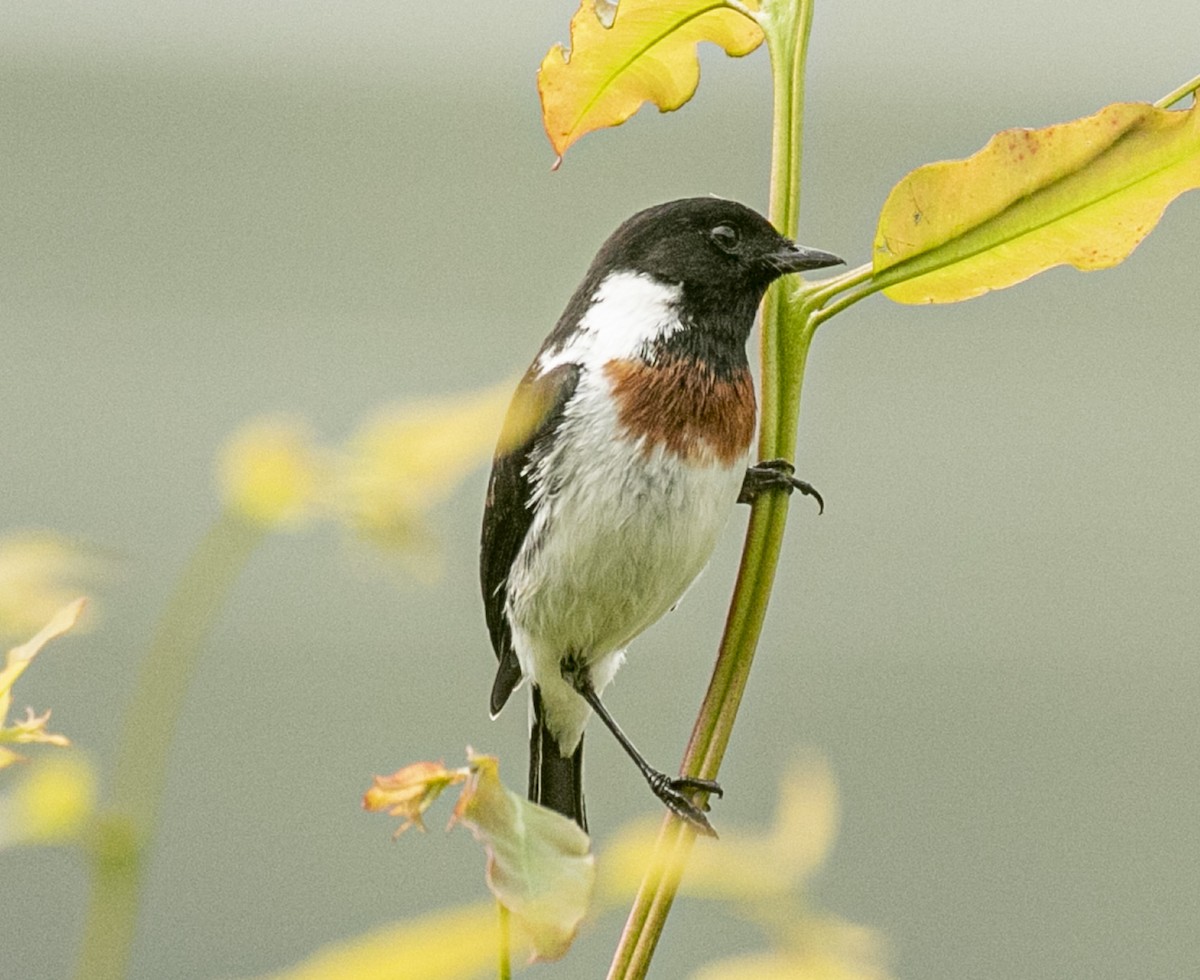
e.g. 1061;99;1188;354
4;2;1199;978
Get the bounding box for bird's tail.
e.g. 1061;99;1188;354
528;685;587;831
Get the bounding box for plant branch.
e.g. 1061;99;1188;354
75;513;264;980
607;2;817;976
497;901;512;980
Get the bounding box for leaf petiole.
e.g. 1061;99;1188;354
1155;72;1200;109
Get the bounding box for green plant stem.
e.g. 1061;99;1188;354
75;513;265;980
606;2;816;977
758;0;813;455
497;901;512;980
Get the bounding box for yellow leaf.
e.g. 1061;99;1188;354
249;903;503;980
539;0;764;161
874;100;1200;303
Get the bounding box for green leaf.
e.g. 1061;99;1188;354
364;751;594;962
453;752;595;962
538;0;763;163
873;100;1200;304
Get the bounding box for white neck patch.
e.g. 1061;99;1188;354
537;271;683;374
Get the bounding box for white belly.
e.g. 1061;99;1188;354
506;370;747;750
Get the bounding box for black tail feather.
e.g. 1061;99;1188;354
529;686;587;832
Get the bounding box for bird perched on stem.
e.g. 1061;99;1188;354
481;197;841;835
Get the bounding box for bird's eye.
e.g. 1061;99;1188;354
709;224;740;253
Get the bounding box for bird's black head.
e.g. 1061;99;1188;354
540;197;843;373
591;197;842;318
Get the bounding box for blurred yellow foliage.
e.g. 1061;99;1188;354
0;598;87;769
0;753;96;848
0;533;99;638
217;417;324;528
251;902;503;980
293;754;887;977
335;383;515;550
601;754;838;902
216;382;524;566
692;924;889;980
602;756;891;980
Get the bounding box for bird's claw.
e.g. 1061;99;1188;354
739;458;824;514
648;772;723;837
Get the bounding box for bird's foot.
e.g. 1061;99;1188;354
646;770;723;837
739;458;824;513
560;656;724;835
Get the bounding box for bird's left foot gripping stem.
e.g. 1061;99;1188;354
739;458;824;513
561;657;723;837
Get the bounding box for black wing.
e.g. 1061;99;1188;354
481;361;580;716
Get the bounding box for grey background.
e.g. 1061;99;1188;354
3;2;1198;978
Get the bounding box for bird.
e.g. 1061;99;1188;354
480;197;842;835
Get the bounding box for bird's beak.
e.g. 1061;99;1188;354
770;242;844;274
